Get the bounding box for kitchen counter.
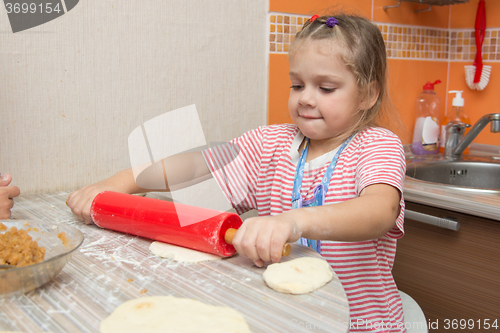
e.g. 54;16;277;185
404;143;500;221
397;144;500;330
0;192;349;333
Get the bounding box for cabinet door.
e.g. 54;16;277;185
393;202;500;331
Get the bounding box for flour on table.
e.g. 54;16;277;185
149;241;221;263
100;296;251;333
263;257;333;294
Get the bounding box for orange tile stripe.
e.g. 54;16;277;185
269;12;500;62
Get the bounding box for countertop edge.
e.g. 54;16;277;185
404;143;500;222
404;186;500;221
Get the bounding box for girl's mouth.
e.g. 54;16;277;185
300;114;322;120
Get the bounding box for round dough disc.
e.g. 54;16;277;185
149;241;221;263
263;257;333;294
100;296;251;333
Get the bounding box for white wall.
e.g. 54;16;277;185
0;0;268;194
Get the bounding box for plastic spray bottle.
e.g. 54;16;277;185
411;80;441;155
439;91;471;154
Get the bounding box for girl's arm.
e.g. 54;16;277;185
231;183;401;267
67;151;211;224
293;183;401;241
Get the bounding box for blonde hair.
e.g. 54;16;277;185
289;14;404;141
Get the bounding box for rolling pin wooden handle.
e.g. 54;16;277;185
224;228;291;257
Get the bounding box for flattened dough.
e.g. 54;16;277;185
263;257;333;294
100;296;251;333
149;241;221;263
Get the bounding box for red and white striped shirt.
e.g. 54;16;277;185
203;124;407;331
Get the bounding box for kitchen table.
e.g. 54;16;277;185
1;192;349;333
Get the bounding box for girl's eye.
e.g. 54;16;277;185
320;87;336;93
290;85;303;90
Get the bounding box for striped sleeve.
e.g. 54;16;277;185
201;127;264;215
355;131;406;239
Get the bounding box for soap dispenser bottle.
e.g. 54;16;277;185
439;90;471;154
411;80;441;155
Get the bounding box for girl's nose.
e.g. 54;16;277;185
298;88;315;107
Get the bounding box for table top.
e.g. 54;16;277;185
1;191;349;333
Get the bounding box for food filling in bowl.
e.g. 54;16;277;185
0;222;46;267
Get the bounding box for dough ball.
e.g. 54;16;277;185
263;257;333;294
100;296;251;333
149;241;221;263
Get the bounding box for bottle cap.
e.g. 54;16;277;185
449;90;464;107
423;80;441;90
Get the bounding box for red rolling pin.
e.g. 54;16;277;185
90;191;291;257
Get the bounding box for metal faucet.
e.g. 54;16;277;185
444;121;470;157
448;113;500;157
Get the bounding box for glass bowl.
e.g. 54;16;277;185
0;220;84;297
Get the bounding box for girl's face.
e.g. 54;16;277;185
288;40;363;147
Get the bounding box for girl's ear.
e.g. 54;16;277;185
358;81;380;111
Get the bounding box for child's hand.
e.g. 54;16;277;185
0;174;20;219
66;180;118;224
67;168;143;224
231;213;302;267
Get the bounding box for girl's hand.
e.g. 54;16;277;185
67;180;119;224
67;169;139;224
231;212;302;267
0;174;20;219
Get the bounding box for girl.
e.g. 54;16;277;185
68;14;407;331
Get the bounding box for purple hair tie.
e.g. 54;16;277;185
325;17;338;28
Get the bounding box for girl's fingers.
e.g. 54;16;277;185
0;186;19;219
253;259;265;267
7;186;20;199
233;221;262;266
255;228;274;264
67;191;83;219
235;216;293;266
233;214;301;266
0;174;12;186
80;198;91;223
67;187;95;222
270;234;286;263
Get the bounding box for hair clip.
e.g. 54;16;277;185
310;15;320;23
325;17;339;28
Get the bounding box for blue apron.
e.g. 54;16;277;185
291;135;354;253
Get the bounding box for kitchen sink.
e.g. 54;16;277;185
405;155;500;191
